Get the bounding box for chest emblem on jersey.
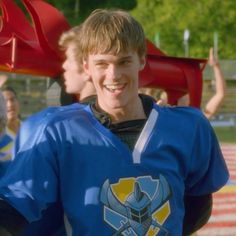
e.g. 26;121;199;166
100;175;171;235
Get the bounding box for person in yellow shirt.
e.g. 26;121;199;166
0;87;20;168
0;89;10;176
2;86;21;133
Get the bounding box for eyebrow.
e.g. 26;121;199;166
119;56;132;61
93;55;133;63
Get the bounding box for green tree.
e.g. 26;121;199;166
47;0;137;24
131;0;236;59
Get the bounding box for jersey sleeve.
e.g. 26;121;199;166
0;122;60;222
14;106;59;156
185;115;229;196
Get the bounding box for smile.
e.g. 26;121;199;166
104;84;126;93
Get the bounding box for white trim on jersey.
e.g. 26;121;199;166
132;109;159;164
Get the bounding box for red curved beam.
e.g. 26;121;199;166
141;39;206;107
0;0;70;76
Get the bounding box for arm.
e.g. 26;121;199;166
183;194;212;235
203;48;226;119
0;199;28;236
183;112;228;235
0;121;60;235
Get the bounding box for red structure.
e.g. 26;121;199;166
0;0;206;107
0;0;70;77
141;40;206;107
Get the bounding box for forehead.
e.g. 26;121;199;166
88;50;138;61
2;90;16;98
65;43;77;56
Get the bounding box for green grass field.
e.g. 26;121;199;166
213;126;236;143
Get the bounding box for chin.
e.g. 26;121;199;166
65;88;73;94
108;102;125;110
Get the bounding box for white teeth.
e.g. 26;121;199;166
105;84;124;90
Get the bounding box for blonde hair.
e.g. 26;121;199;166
59;26;80;48
80;9;146;59
59;25;83;71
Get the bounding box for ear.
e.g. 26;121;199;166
83;73;92;82
83;59;90;76
139;55;146;71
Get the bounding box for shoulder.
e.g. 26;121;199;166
0;131;14;148
19;103;90;140
154;104;211;130
46;103;90;123
155;104;205;119
24;103;87;125
17;104;91;150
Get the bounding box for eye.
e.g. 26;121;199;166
119;59;131;66
95;62;108;68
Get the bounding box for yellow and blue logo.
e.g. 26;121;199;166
100;175;172;235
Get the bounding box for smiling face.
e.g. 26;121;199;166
62;42;89;94
79;9;147;121
2;89;19;122
84;50;145;117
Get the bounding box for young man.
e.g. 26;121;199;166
0;9;229;236
59;25;96;102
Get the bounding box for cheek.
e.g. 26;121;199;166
127;66;139;79
139;56;146;70
90;70;102;82
69;68;80;78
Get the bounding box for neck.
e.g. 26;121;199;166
80;82;96;101
7;118;20;133
96;96;146;123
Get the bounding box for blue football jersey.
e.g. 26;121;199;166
14;103;85;236
0;103;229;236
15;103;84;154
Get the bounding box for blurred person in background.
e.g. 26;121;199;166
59;25;96;103
173;47;225;119
156;47;225;119
2;86;21;133
0;87;20;176
201;47;225;119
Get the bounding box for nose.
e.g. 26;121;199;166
6;99;11;106
107;65;121;80
62;60;68;70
